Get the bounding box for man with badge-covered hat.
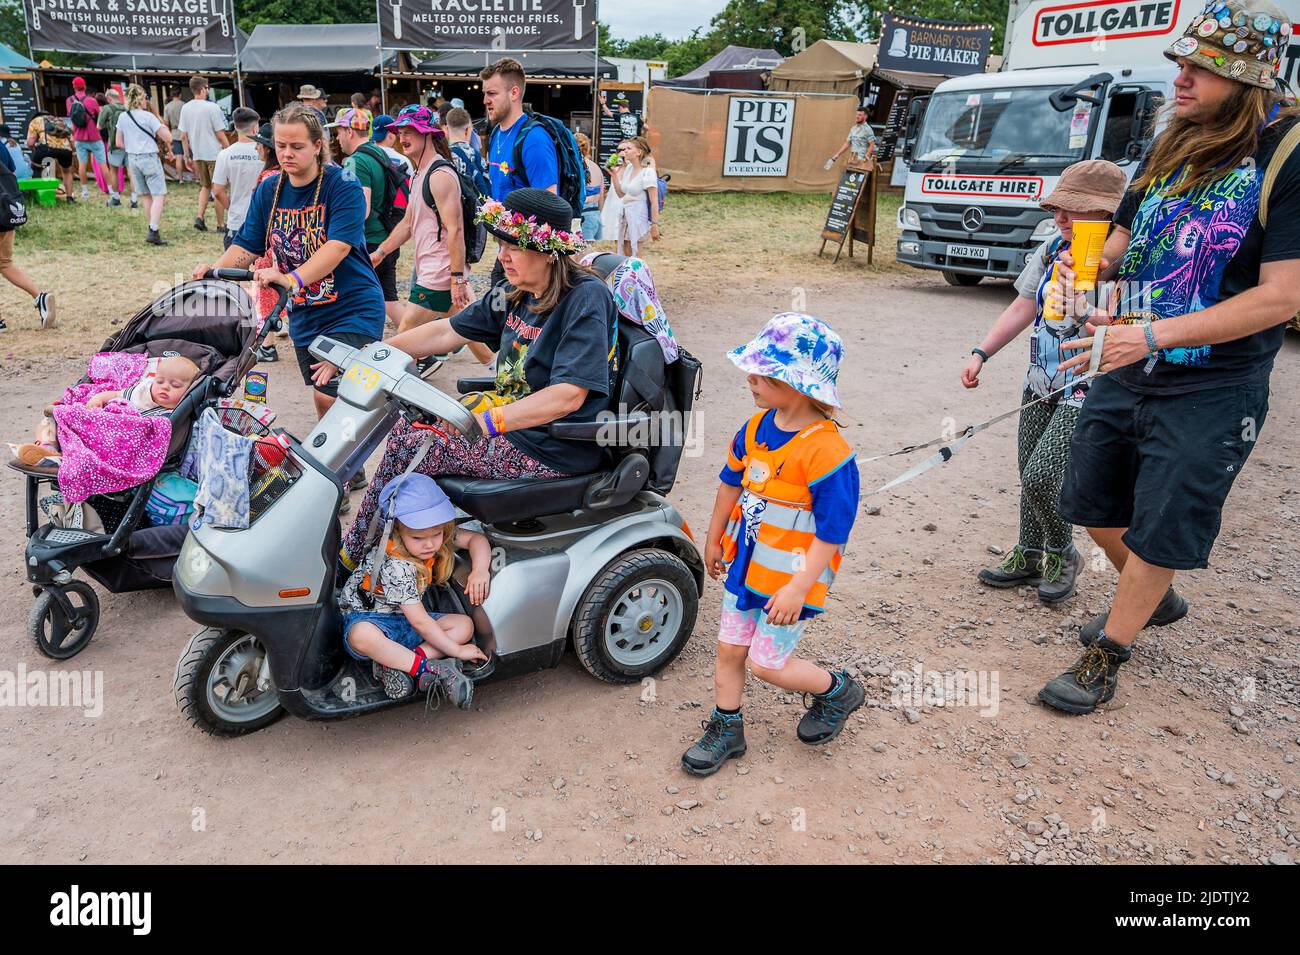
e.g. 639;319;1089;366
1038;0;1300;714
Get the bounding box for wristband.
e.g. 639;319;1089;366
971;347;989;362
490;406;507;436
1142;320;1159;354
290;269;304;291
450;270;464;276
480;410;497;437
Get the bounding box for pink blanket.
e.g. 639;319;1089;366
52;352;172;503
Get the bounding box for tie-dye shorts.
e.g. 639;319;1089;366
717;591;807;670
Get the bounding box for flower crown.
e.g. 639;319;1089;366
475;199;586;255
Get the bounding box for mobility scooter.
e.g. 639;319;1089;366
172;255;704;735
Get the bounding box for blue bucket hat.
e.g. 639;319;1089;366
378;474;456;529
728;312;845;408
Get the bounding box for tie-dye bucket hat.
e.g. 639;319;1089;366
728;313;844;408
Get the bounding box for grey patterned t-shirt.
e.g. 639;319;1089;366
338;546;424;614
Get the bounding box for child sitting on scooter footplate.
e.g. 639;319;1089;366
683;313;865;778
338;473;491;707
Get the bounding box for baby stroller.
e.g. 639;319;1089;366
9;269;287;659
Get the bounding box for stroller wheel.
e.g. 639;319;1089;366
29;582;100;660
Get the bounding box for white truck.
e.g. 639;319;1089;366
895;0;1300;286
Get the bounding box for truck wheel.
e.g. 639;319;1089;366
572;548;698;684
174;628;283;737
942;270;983;287
29;582;99;660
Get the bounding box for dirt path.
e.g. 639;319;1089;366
1;268;1296;865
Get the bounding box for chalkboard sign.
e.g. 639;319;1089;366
0;73;38;141
820;161;875;263
597;83;646;166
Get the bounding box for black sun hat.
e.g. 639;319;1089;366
251;122;274;149
478;188;586;255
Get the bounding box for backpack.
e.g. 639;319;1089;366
0;162;28;232
355;143;410;234
69;95;90;130
501;112;586;220
422;158;487;265
647;175;668;216
44;115;71;141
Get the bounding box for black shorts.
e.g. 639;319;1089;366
294;331;376;397
32;143;73;170
369;243;399;302
1057;374;1270;570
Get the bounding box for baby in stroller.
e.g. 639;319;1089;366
12;271;285;660
14;355;201;471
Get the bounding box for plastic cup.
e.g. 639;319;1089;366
1069;219;1110;292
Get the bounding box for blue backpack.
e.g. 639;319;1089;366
504;112;587;220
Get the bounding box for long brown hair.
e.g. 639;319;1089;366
1134;84;1294;195
508;253;598;314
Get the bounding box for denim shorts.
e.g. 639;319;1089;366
342;609;444;661
75;139;106;164
107;147;126;167
581;208;603;242
127;153;167;196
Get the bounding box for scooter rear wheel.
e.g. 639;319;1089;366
572;548;698;684
174;627;283;736
29;581;99;660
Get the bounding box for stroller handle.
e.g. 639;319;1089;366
208;267;255;282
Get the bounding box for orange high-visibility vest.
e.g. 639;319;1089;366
720;411;854;613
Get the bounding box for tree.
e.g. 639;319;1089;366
234;0;377;33
706;0;857;54
0;0;30;60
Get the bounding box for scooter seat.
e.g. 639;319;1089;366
439;473;595;525
440;453;649;525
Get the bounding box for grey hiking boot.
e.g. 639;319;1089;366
419;658;474;710
1038;545;1082;603
681;709;746;776
978;545;1044;588
1038;636;1132;715
1079;587;1189;646
797;670;866;744
378;666;415;700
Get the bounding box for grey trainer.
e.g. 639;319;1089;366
797;671;866;744
978;545;1045;588
419;658;474;710
1038;545;1082;603
682;710;746;776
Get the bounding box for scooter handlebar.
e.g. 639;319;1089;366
207;267;254;282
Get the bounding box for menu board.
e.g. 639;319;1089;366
822;166;869;240
0;73;38;140
596;82;645;166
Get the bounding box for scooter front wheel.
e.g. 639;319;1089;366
174;628;284;737
572;548;698;684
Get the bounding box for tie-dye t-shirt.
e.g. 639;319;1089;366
232;164;385;347
1110;118;1300;394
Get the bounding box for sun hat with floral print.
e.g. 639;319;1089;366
728;312;844;408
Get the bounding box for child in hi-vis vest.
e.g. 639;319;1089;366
683;313;863;777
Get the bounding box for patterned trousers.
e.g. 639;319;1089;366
341;420;567;567
1017;390;1081;552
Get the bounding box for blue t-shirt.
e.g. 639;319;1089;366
487;113;559;201
451;140;490;199
233;166;385;347
6;142;32;179
719;411;860;619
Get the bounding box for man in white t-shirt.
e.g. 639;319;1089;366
211;107;263;250
178;75;229;234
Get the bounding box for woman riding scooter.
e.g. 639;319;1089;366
316;188;621;571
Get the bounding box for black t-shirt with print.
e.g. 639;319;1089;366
451;273;617;474
1110;117;1300;394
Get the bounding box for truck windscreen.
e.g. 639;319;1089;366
914;87;1092;174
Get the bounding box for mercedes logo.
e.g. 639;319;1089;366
961;207;984;232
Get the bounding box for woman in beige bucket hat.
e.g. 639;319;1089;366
959;159;1127;605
